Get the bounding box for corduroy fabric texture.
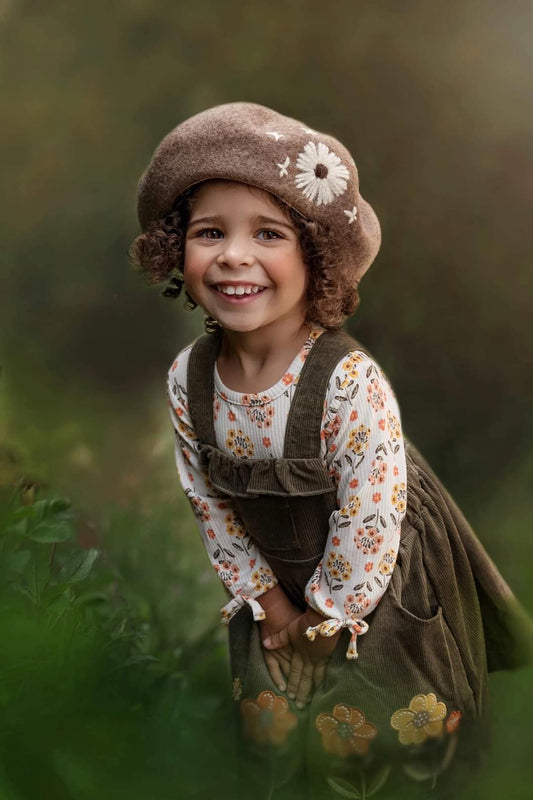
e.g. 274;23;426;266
187;327;533;799
136;102;382;283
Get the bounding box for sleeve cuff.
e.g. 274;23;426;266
220;594;267;624
305;617;369;660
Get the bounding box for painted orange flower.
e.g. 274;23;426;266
390;693;447;745
240;691;297;746
445;710;462;734
316;704;377;757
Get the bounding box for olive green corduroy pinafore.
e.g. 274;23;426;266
187;328;533;800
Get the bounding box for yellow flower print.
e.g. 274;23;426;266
326;552;352;581
378;549;397;576
339;496;361;518
177;417;197;440
347;424;371;455
225;511;246;538
226;428;254;459
390;693;447;745
316;704;377;757
392;482;407;514
251;566;275;592
387;410;401;442
240;691;297;746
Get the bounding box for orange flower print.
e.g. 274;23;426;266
213;396;221;421
355;528;384;555
262;436;271;448
344;593;371;617
325;598;334;608
372;492;382;503
349;478;359;489
282;373;294;385
316;704;377;757
378;418;386;431
331;535;341;547
367;378;386;411
243;395;275;429
364;562;374;573
390;693;447;745
241;691;297;746
215;560;240;588
445;710;462;734
393;465;399;476
228;409;236;422
392;482;407;514
378;549;397;576
249;558;256;569
350;410;358;421
347;424;371;455
326;552;352;581
207;528;216;539
368;459;387;485
251;566;275;592
190;496;211;522
225;511;246;538
387;410;402;442
226;429;254;458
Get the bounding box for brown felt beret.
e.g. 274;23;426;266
136;102;381;282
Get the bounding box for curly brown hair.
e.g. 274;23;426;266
128;182;360;331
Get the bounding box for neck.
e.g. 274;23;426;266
219;318;313;380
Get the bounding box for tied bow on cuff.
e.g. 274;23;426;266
221;594;266;624
305;617;369;660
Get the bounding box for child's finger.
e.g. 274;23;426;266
277;645;293;678
295;662;314;709
263;627;290;650
287;651;303;700
263;650;287;693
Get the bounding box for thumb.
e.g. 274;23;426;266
263;627;290;650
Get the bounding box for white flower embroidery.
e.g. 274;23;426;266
344;206;358;224
295;142;350;206
277;156;290;177
266;131;284;141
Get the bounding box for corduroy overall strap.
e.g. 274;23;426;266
283;328;368;458
187;328;369;457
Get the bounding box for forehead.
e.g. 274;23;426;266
190;179;288;216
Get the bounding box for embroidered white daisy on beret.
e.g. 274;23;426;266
295;141;350;206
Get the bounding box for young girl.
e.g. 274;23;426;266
130;103;532;799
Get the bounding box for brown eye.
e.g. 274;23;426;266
257;230;282;241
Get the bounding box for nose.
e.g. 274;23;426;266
215;234;254;269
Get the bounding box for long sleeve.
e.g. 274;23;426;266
304;349;407;659
167;348;278;625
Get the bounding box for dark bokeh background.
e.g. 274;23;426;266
1;1;532;797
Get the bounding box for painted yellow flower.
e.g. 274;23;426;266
225;510;246;538
241;690;297;746
387;411;401;442
392;482;407;514
316;704;377;757
390;693;447;745
251;566;275;592
347;424;371;455
326;552;352;581
226;428;254;459
378;549;397;576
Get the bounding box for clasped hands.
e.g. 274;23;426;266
258;585;340;710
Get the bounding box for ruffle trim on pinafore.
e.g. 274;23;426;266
305;617;370;660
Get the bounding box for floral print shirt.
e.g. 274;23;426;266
167;328;407;658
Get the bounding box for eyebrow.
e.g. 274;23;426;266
188;214;295;230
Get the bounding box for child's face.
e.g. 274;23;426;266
183;180;309;336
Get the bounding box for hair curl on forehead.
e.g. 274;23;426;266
128;182;360;332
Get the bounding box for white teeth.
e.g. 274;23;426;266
216;284;264;296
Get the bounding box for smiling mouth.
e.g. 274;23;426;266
213;284;267;296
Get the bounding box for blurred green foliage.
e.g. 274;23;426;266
1;0;532;796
